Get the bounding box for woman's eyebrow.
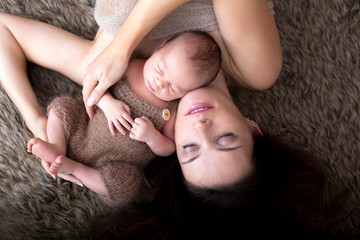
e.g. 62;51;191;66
181;154;200;164
217;145;242;152
181;145;242;164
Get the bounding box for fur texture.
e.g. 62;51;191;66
0;0;359;239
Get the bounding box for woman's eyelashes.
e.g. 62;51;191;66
182;144;199;155
181;133;237;154
216;133;237;146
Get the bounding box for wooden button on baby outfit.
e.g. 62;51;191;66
162;109;171;121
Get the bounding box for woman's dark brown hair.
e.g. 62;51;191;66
92;134;347;240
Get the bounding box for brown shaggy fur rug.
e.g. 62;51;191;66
0;0;359;239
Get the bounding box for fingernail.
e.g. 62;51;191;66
87;96;95;106
51;174;56;180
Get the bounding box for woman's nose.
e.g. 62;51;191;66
194;119;212;128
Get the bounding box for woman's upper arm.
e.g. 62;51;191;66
212;0;283;90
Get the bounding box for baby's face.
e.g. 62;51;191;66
143;43;206;101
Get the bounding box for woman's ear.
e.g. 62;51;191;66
246;118;263;136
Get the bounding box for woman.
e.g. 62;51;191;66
92;76;342;239
0;0;282;183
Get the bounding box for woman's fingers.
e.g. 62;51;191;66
82;72;99;119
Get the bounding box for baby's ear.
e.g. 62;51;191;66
246;118;263;136
155;39;169;51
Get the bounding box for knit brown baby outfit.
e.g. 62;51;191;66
48;78;177;206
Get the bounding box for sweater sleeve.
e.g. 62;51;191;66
97;160;142;207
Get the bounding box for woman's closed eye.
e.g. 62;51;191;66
182;144;200;155
216;133;238;146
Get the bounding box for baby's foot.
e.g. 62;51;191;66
49;156;77;176
27;137;59;163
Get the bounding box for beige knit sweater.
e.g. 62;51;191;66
94;0;275;39
48;79;177;206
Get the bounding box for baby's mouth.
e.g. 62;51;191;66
147;80;155;92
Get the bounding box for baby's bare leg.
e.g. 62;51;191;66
49;156;78;176
27;108;66;163
46;156;83;187
50;156;109;197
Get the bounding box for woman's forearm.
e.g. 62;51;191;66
111;0;190;58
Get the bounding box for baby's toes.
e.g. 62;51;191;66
49;161;60;173
27;137;39;153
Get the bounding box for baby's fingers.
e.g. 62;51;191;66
113;120;126;135
134;117;145;124
107;121;116;136
122;112;134;126
140;116;151;123
119;117;133;132
129;131;135;139
129;126;139;139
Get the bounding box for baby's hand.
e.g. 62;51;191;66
102;100;134;135
129;116;157;143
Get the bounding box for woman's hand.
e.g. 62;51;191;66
83;43;129;119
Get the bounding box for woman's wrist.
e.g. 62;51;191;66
110;33;134;61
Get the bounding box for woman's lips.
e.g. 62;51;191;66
186;103;214;116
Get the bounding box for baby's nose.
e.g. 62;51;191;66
155;78;164;89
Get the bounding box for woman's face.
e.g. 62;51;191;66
175;87;254;188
